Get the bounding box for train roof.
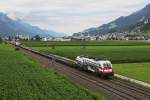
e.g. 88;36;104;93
97;60;111;64
77;56;111;64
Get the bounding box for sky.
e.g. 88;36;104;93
0;0;150;35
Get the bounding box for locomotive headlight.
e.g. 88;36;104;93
104;70;108;72
109;69;112;72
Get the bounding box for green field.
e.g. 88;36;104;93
32;45;150;64
0;44;103;100
21;40;150;83
21;40;150;47
114;63;150;83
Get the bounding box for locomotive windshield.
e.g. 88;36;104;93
103;63;111;68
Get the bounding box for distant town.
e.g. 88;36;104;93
1;32;150;42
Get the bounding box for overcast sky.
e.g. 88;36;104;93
0;0;150;35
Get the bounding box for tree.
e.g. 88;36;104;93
0;37;3;43
34;35;41;40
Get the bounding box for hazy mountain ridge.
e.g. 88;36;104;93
0;13;64;37
74;4;150;36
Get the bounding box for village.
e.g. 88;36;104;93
2;32;150;41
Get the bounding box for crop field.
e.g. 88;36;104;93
22;40;150;83
0;44;102;100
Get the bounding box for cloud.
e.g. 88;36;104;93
0;0;149;34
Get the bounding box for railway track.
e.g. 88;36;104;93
110;78;150;96
17;45;150;100
54;62;150;100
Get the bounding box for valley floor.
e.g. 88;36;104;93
30;44;150;84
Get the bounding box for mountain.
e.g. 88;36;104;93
74;4;150;36
0;13;64;37
130;18;150;33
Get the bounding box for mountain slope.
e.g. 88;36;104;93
74;4;150;36
0;13;64;37
130;19;150;33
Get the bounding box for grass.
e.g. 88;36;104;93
114;62;150;83
0;44;103;100
21;40;150;47
32;45;150;64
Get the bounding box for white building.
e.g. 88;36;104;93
41;37;53;41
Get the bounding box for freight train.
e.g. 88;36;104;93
76;56;114;78
13;42;114;78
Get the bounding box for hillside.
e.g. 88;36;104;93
73;4;150;36
0;13;64;37
130;19;150;34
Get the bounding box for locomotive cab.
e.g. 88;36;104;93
97;61;114;77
